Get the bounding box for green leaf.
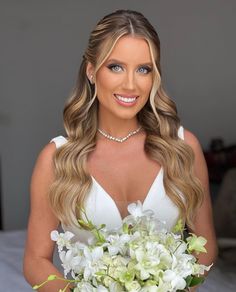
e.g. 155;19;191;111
189;275;204;287
185;275;193;286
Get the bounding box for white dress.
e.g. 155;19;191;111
50;126;184;243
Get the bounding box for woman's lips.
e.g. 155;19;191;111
114;94;138;107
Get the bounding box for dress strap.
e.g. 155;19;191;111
177;126;184;140
50;136;68;149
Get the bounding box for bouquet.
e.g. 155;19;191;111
33;201;212;292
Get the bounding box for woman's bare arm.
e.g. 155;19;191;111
184;129;218;267
23;143;71;291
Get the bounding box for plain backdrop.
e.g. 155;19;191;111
0;0;235;230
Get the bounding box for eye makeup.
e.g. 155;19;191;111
106;63;153;74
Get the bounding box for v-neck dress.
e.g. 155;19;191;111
50;126;184;243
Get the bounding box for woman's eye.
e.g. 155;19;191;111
138;66;152;74
107;64;122;72
107;64;152;74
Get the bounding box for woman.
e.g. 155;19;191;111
23;9;217;291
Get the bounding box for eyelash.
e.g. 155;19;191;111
107;64;152;74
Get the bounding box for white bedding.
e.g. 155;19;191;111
0;230;32;291
0;230;235;292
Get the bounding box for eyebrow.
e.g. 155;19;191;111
105;58;153;67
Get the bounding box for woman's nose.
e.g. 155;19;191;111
123;72;136;90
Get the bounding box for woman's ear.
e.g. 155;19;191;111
86;62;95;84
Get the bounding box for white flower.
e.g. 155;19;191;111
50;230;74;251
97;285;109;292
162;270;186;290
104;233;130;256
59;249;82;277
76;281;95;292
140;278;171;292
173;241;187;256
193;262;213;275
125;280;141;291
127;201;154;218
132;244;162;280
109;281;124;292
81;246;105;281
112;255;130;267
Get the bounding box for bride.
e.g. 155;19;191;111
23;9;218;291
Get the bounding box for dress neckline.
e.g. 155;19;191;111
91;167;163;220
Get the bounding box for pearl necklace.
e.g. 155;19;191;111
97;126;142;143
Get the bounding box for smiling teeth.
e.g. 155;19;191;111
115;95;137;103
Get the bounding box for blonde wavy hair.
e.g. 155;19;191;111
49;10;204;231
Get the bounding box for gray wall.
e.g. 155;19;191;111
0;0;235;230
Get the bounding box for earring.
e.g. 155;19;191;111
90;75;94;84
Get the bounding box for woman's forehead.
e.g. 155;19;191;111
105;35;153;65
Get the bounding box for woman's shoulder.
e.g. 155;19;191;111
182;128;202;151
182;128;206;166
34;142;57;173
181;128;207;179
33;135;68;173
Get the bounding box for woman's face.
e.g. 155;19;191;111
87;35;154;121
